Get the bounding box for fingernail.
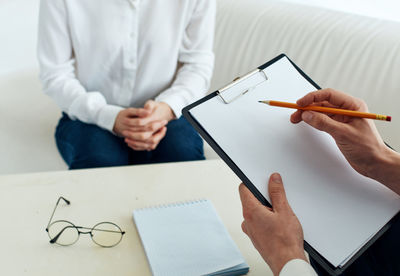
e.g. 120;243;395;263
271;173;282;183
302;111;313;122
296;99;304;107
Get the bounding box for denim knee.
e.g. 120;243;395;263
153;117;205;163
55;114;131;169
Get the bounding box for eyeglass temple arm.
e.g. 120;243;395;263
77;226;126;234
49;225;74;244
46;197;70;231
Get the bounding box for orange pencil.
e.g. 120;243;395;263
258;100;391;122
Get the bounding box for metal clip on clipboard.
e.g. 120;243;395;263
217;69;268;104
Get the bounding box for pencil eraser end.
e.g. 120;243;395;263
386;116;392;122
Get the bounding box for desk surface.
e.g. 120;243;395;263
0;160;270;275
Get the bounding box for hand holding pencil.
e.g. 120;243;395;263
269;89;393;179
259;100;391;122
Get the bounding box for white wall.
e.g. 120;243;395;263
0;0;66;174
0;0;39;75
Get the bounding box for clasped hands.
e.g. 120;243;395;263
113;100;175;151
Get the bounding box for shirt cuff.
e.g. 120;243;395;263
96;105;124;132
279;259;317;276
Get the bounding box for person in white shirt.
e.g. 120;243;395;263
239;89;400;276
38;0;215;169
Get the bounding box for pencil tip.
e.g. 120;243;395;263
258;100;269;104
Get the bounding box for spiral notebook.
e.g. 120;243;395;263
133;199;249;276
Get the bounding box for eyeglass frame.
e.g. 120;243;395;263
45;196;126;248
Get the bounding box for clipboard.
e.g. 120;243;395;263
182;54;400;275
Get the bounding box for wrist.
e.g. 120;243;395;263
159;102;175;121
370;145;400;194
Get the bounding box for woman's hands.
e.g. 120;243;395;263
113;100;175;151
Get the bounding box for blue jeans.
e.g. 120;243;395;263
310;217;400;275
55;113;204;169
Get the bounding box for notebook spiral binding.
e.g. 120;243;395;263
136;199;208;212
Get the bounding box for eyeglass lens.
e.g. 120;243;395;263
91;222;124;247
47;220;79;246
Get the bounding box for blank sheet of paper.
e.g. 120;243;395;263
189;57;400;267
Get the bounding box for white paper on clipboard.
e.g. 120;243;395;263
189;56;400;268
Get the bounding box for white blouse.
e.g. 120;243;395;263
38;0;215;132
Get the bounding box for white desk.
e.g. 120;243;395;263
0;160;270;275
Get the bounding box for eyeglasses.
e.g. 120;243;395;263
45;197;125;247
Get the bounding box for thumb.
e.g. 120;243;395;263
301;111;342;136
239;183;265;217
144;100;156;112
268;173;290;213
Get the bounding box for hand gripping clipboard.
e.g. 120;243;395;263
182;54;400;275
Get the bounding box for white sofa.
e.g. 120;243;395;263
1;0;400;174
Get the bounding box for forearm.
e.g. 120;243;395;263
371;146;400;195
41;73;122;131
155;62;213;118
155;0;215;117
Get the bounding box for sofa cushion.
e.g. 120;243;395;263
212;0;400;151
0;70;67;173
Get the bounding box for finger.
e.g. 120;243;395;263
290;110;303;124
131;146;149;151
241;221;248;235
146;127;167;150
291;100;353;125
125;138;149;148
296;89;360;110
144;100;156;112
291;100;338;124
123;116;153;127
125;108;151;118
125;126;147;133
125;139;151;151
319;101;337;108
125;126;166;144
126;141;148;151
127;144;148;151
122;130;153;141
125;119;167;133
148;120;168;133
128;127;167;151
239;183;266;220
301;111;343;137
268;173;290;213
